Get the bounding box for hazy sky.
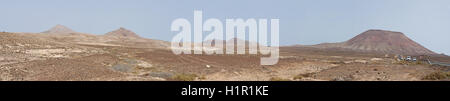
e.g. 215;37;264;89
1;0;449;54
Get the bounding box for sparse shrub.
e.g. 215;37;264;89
414;61;422;65
413;61;429;65
395;60;428;66
198;76;206;80
169;74;198;81
293;73;315;80
422;71;450;80
330;61;345;64
293;75;303;80
269;77;291;81
394;60;409;65
332;76;346;81
331;75;354;81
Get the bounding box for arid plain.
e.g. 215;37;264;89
1;25;449;81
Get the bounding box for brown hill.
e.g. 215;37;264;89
42;24;77;34
104;27;140;38
313;29;436;55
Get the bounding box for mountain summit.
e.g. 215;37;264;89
104;27;140;38
42;24;77;34
314;29;436;55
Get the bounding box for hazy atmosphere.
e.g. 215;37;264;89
1;0;449;54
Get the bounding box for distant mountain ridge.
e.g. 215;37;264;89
42;24;77;34
104;27;141;38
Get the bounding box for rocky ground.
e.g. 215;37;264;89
0;32;449;81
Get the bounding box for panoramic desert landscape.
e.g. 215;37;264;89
0;25;448;81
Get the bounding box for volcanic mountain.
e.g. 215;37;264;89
104;27;140;38
42;24;77;34
312;29;436;55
